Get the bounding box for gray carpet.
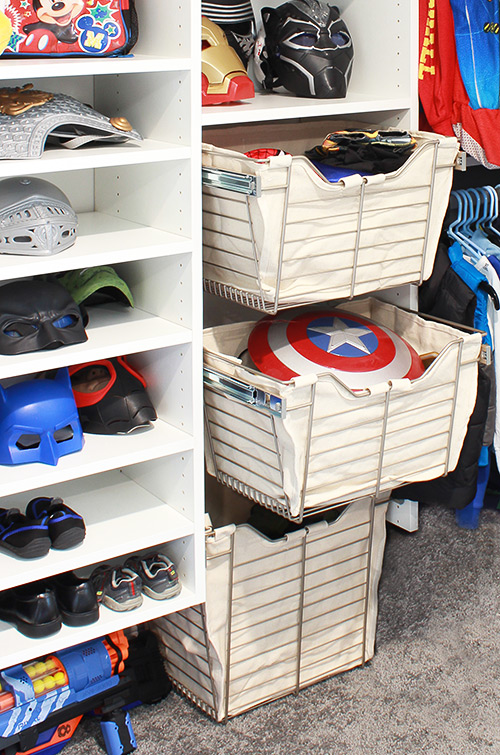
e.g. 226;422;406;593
67;504;500;755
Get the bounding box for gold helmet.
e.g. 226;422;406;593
202;16;254;105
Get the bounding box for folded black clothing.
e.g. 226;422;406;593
305;129;417;174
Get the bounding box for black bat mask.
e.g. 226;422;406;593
0;279;87;355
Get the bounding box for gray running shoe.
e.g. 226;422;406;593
91;564;143;611
125;553;181;600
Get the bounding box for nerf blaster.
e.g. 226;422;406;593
0;630;171;755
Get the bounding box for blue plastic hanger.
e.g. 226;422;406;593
448;190;482;260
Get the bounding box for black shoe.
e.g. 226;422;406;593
51;571;99;627
0;508;51;559
25;497;86;550
0;582;61;638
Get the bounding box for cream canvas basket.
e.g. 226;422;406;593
202;131;459;312
203;298;481;521
155;497;388;722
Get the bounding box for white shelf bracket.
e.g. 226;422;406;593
386;498;419;532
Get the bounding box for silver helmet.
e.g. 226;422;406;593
0;176;78;255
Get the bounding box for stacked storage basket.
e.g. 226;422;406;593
155;126;482;718
202;131;459;312
156;496;388;721
203;297;481;520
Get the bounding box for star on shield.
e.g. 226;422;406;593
308;317;372;354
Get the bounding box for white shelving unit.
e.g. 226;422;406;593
0;0;204;667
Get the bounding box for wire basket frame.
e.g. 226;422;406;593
155;497;387;722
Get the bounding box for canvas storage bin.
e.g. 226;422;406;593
202;131;459;312
203;298;482;521
155;496;388;722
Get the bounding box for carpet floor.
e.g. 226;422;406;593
66;503;500;755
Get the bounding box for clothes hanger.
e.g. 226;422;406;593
448;190;482;261
482;184;500;243
463;187;498;249
464;187;483;236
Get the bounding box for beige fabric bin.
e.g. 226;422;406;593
155;497;388;721
202;131;459;312
203;298;481;520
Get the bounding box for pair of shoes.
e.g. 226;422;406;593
0;497;85;560
0;572;99;638
91;553;181;612
26;497;86;550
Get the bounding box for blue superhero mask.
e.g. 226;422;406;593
0;368;84;466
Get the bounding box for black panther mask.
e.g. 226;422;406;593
0;279;87;355
256;0;353;98
69;356;157;435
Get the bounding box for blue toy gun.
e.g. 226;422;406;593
0;630;171;755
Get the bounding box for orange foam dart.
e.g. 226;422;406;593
0;690;15;713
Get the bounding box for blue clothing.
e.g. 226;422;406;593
449;0;500;110
309;159;369;182
448;241;492;346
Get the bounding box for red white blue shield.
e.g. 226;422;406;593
247;309;425;390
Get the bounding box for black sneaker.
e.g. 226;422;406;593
125;553;181;601
25;497;86;550
91;565;143;612
0;508;51;559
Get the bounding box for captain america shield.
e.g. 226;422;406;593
247;309;425;390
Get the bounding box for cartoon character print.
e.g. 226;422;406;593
23;0;85;44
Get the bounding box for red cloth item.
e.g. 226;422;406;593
419;0;500;168
418;0;456;137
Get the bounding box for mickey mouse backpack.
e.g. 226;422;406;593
1;0;138;57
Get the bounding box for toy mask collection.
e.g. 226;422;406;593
0;176;78;255
69;356;157;435
0;19;148;466
0;279;87;355
254;0;353;98
0;369;84;466
202;16;255;104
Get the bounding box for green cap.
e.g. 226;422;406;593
57;266;134;307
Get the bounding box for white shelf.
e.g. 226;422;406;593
0;214;192;281
0;470;194;592
0;141;191;178
202;91;413;127
0;54;192;79
0;586;197;669
0;304;192;379
0;420;193;499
